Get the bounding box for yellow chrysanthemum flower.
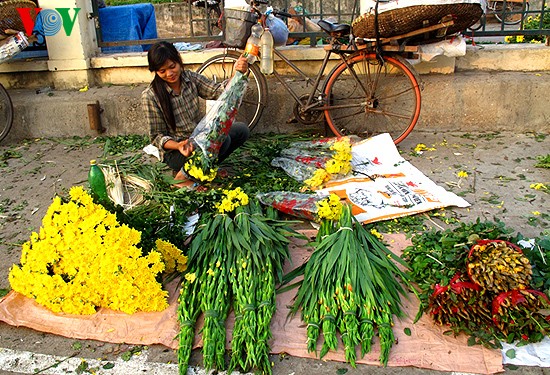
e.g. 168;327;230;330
215;187;249;214
154;239;188;273
305;169;330;188
183;152;217;182
370;228;384;240
316;194;343;222
8;186;169;315
330;138;352;160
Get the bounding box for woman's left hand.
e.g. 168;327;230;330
235;56;249;74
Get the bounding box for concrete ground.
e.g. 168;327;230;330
0;129;548;374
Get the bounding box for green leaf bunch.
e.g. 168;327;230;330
177;199;302;375
402;218;514;321
290;204;414;366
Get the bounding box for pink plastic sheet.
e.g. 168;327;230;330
0;232;503;374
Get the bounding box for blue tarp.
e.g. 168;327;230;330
98;3;158;53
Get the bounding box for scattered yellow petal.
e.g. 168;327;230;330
532;211;541;215
79;85;88;92
457;171;468;178
530;183;547;190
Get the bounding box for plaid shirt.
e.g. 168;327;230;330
141;69;225;161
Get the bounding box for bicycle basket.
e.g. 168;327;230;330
222;8;258;48
352;1;483;40
0;0;38;35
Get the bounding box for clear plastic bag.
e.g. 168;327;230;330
183;71;248;182
271;137;353;188
256;191;328;221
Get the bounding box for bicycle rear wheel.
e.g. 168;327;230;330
323;52;422;145
0;83;14;142
493;1;528;25
197;51;267;130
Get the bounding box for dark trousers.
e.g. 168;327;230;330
163;122;250;173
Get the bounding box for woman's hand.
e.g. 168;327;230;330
178;139;194;157
235;56;249;74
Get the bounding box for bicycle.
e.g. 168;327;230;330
469;0;529;30
0;82;13;143
190;0;223;36
0;30;24;143
197;0;426;144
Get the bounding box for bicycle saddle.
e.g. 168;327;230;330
317;20;351;36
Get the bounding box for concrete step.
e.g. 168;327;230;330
2;70;549;143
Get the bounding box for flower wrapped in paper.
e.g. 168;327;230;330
183;71;249;182
271;137;353;188
257;191;343;222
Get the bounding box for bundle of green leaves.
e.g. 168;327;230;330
290;204;415;366
177;194;303;375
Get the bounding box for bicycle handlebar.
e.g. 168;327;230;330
273;9;293;18
249;0;294;19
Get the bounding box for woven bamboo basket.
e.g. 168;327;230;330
0;0;38;34
352;2;483;40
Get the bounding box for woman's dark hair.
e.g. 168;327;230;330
147;41;185;132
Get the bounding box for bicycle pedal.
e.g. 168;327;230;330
286;116;298;124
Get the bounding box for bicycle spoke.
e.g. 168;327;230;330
323;53;421;145
0;84;14;142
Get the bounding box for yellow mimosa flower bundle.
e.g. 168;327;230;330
8;186;169;315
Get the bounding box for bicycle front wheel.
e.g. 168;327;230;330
323;52;422;145
0;83;14;143
494;1;529;25
197;51;267;130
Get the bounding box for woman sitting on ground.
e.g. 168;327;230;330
142;41;250;188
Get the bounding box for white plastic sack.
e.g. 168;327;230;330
419;36;467;61
224;0;249;10
502;337;550;367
